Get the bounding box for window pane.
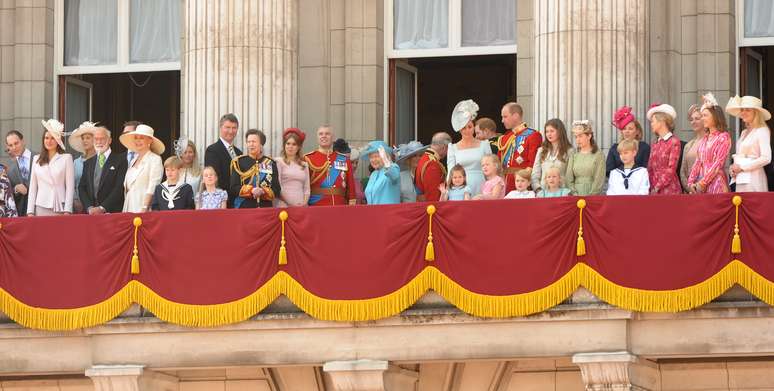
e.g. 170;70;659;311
130;0;181;63
394;0;449;50
745;0;774;38
462;0;516;47
64;0;117;66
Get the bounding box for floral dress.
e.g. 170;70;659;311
647;133;682;194
688;131;731;194
0;168;18;217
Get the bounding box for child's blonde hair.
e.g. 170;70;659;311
164;156;184;169
447;164;467;187
199;166;219;193
544;166;563;186
616;139;639;153
515;169;531;182
481;154;503;177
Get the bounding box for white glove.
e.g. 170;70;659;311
378;147;393;168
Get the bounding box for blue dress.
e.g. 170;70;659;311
536;188;572;198
365;164;401;205
447;185;470;201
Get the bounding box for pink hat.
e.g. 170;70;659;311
612;106;635;130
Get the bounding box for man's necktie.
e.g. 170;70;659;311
18;156;28;180
98;153;106;168
228;145;236;159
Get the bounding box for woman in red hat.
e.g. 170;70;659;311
275;128;310;207
606;106;650;177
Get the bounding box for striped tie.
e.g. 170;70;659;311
228;145;236;159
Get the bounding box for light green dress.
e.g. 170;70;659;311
566;150;605;196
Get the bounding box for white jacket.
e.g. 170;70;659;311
123;152;163;213
27;153;75;214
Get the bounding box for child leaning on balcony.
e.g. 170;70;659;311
505;169;536;199
473;155;505;200
536;166;572;198
606;139;650;196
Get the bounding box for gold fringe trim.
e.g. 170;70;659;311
4;261;774;330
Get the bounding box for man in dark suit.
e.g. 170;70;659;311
5;130;36;216
79;127;128;214
204;113;242;207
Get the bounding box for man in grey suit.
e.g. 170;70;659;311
5;130;36;216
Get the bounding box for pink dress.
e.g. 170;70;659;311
479;176;505;199
275;158;311;207
647;133;682;194
688;131;731;194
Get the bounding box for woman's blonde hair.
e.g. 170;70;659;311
652;112;675;132
183;141;202;176
746;109;768;129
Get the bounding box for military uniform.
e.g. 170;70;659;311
229;154;281;208
305;150;357;206
497;123;542;193
414;150;446;202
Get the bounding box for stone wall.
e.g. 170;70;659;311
649;0;736;139
298;0;384;150
0;0;55;156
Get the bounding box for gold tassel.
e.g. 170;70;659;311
425;205;436;262
425;241;435;262
732;196;742;254
577;236;586;257
130;217;142;275
131;255;140;274
576;199;587;256
278;211;289;265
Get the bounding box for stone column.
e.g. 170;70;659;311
323;360;419;391
86;365;179;391
533;0;649;153
572;352;660;391
0;1;54;148
181;0;298;156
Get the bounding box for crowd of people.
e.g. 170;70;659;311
0;92;770;217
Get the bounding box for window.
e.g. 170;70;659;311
387;0;517;58
64;0;118;66
130;0;181;64
738;0;774;46
57;0;181;73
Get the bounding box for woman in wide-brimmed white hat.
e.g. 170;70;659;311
726;95;772;192
27;119;75;216
120;124;165;213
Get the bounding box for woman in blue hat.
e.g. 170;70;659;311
361;140;401;205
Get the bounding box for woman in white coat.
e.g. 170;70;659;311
121;124;165;213
726;96;772;192
27;119;75;216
